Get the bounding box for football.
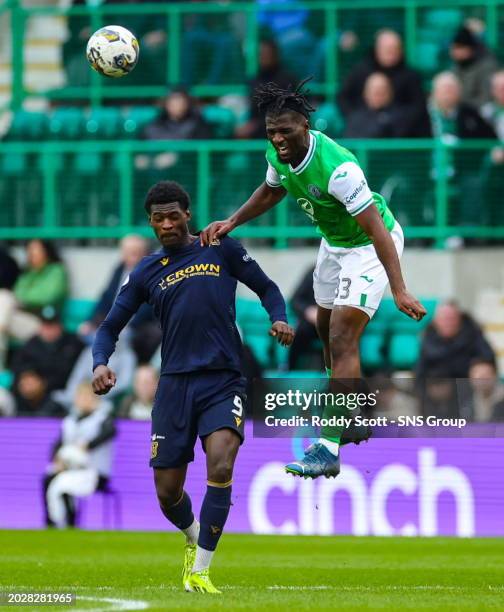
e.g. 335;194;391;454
86;25;139;78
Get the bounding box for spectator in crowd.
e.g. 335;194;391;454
136;90;212;182
142;89;212;142
11;306;84;394
14;369;65;417
429;72;497;140
235;39;295;139
0;244;20;292
338;29;429;137
287;266;323;371
118;364;158;420
53;332;136;411
468;359;504;422
42;382;115;528
79;235;159;363
0;240;68;370
416;301;495;380
343;72;431;138
481;70;504;141
421;377;461;420
450;25;498;108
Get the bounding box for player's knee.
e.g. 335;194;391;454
207;456;234;484
155;483;183;509
329;328;359;357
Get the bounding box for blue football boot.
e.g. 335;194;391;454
285;443;340;479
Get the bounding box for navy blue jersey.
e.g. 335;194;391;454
92;236;287;375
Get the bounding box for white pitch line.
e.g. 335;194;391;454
74;596;149;611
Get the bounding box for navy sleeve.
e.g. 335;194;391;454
221;238;287;323
92;265;147;370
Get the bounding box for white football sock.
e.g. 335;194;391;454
319;438;340;456
182;519;200;545
192;546;214;573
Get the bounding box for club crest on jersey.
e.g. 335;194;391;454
160;257;169;266
210;238;220;246
297;197;315;222
308;184;322;199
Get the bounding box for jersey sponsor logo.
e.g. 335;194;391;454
297;198;316;222
158;263;221;289
160;257;169;266
345;179;366;204
308;184;322;199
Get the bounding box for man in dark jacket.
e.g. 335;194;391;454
338;29;429;137
416;301;495;379
11;306;84;393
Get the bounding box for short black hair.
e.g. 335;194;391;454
254;77;316;119
29;239;62;264
144;181;190;214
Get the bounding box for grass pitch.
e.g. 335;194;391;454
1;530;503;611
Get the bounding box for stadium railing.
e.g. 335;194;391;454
2;0;503;109
0;138;502;248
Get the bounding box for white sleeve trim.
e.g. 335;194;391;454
265;162;281;187
328;161;374;216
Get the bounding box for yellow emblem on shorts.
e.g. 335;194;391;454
210;238;220;246
151;441;158;459
160;257;169;266
235;416;242;427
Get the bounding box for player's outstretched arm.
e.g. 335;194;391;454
200;182;286;245
355;206;427;321
92;365;117;395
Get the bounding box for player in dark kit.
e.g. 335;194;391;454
92;181;294;594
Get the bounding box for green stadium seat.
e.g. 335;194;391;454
123;106;160;137
0;370;13;389
389;333;420;370
0;153;27;175
49;108;85;140
73;151;102;175
85;108;122;139
201;105;236;138
62;299;96;332
7;110;48;141
361;331;386;370
311;103;344;138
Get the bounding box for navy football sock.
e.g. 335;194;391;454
161;490;194;530
198;481;232;552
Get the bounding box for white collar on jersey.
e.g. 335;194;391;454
289;132;316;175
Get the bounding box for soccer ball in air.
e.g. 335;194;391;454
86;25;139;78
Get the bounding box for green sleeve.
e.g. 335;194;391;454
14;264;68;309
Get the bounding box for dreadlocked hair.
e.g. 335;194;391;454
254;77;316;118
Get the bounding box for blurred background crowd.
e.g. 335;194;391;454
1;0;503;425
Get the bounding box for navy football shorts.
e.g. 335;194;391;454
150;369;246;468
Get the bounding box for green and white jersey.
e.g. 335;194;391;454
265;130;396;248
